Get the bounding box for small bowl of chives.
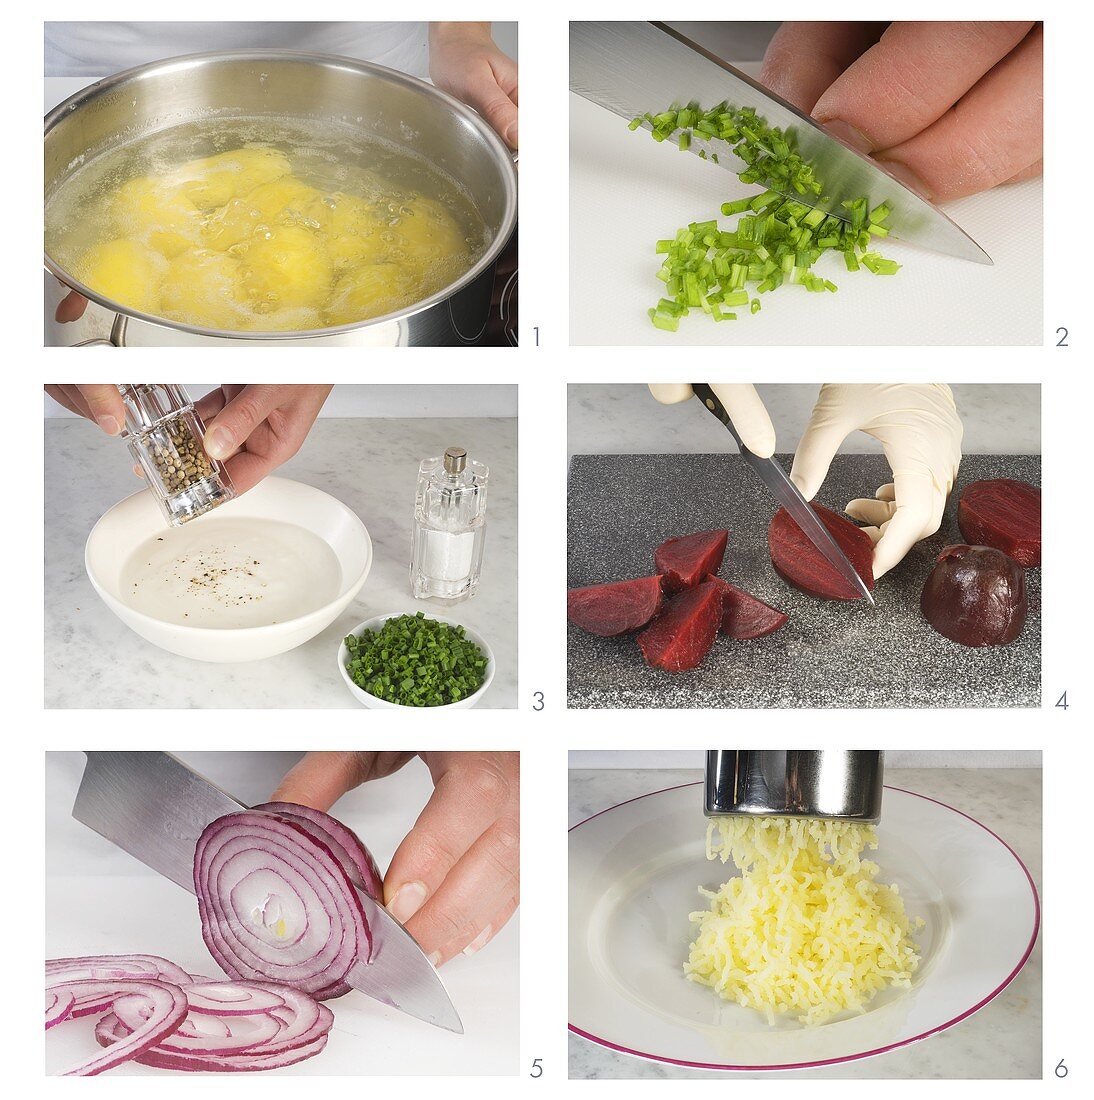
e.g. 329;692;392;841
337;611;495;710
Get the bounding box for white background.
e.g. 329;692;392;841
18;1;1087;1094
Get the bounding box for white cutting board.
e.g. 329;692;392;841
45;752;519;1076
569;70;1043;346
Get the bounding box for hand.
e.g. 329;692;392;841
55;290;90;323
45;384;126;435
429;22;518;151
790;384;963;579
760;21;1042;201
270;751;519;967
195;384;332;494
648;383;777;458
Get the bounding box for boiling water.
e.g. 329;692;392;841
120;517;343;628
45;116;489;331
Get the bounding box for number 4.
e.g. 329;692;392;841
1055;692;1068;711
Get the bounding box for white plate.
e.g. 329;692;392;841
569;782;1038;1071
85;477;371;662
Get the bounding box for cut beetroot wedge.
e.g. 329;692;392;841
958;478;1041;568
707;577;788;639
768;504;875;601
636;580;723;672
567;575;665;636
653;530;729;592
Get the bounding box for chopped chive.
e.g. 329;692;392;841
630;101;899;329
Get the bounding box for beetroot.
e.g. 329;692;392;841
921;544;1027;647
958;479;1041;567
637;580;723;671
707;577;788;640
768;504;875;600
567;575;665;636
653;530;729;592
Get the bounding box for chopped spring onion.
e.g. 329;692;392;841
632;100;901;330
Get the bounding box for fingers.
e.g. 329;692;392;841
45;385;91;419
844;496;893;527
55;291;90;323
384;758;515;917
203;385;282;462
648;383;694;405
812;22;1034;154
268;752;378;811
760;22;885;113
870;470;940;579
402;815;520;965
465;63;518;149
875;24;1043;202
790;398;851;501
709;384;776;459
193;387;231;423
76;385;127;435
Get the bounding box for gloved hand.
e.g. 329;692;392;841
790;384;963;579
648;383;777;458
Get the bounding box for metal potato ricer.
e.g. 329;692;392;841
704;750;884;823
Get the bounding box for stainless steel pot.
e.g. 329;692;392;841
44;50;518;346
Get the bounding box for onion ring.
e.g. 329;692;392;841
255;802;384;899
194;810;370;999
94;978;333;1071
47;978;188;1076
45;988;75;1030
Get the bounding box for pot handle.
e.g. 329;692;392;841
73;314;128;347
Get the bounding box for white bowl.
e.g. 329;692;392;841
85;477;372;662
338;612;495;709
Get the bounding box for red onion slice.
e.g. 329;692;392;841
45;989;75;1030
194;811;369;999
96;980;334;1071
48;978;188;1076
182;981;286;1016
96;1013;329;1073
47;956;190;1018
256;802;384;900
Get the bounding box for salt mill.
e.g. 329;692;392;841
411;445;489;603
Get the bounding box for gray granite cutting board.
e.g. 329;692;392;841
567;453;1041;709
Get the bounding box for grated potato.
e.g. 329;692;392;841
685;816;923;1025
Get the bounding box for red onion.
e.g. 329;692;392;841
47;978;188;1076
45;988;75;1030
256;802;384;900
97;1013;330;1072
48;958;333;1074
94;978;333;1072
194;810;370;1000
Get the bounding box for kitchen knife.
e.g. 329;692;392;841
691;384;875;606
570;21;990;264
72;751;464;1034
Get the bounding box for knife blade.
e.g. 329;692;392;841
73;751;463;1034
570;21;990;264
691;384;875;606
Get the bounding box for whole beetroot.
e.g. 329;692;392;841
921;545;1027;647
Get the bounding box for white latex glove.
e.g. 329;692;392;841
648;383;777;458
791;384;963;580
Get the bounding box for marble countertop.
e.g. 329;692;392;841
45;417;516;708
568;384;1041;460
568;767;1042;1080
